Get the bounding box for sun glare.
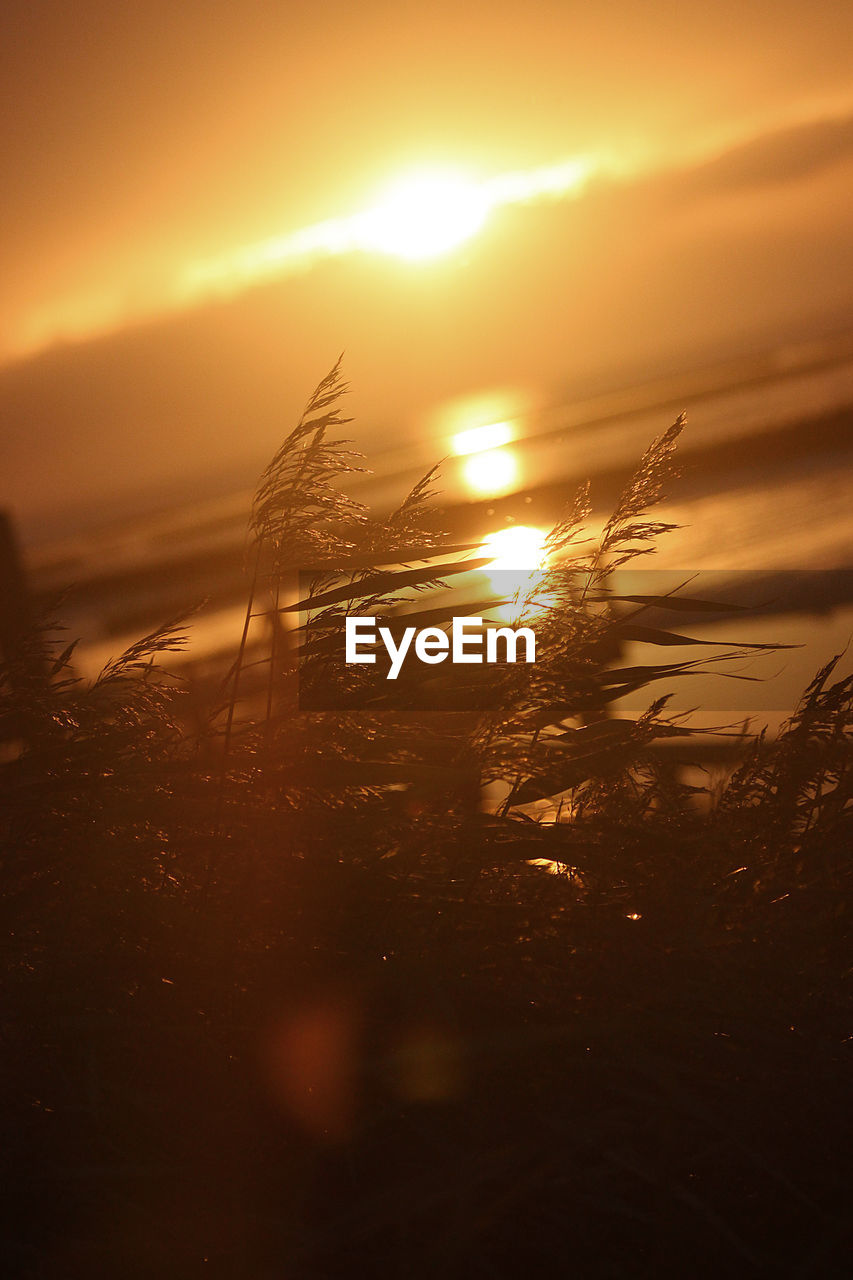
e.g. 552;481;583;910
454;417;520;496
172;153;596;314
479;524;549;607
461;448;518;496
356;170;490;261
16;153;598;360
451;420;515;455
483;525;548;571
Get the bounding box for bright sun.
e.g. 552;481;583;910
173;154;596;312
357;170;491;261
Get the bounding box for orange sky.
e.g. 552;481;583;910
2;1;853;533
3;0;853;359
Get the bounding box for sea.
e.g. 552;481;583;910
18;329;853;729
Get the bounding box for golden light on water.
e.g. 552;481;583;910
482;525;548;570
461;447;519;496
480;524;549;605
451;420;514;455
451;410;521;497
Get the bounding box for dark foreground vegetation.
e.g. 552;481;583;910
2;367;851;1278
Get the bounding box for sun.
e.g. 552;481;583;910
173;154;596;311
356;169;491;261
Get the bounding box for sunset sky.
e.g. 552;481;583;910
3;1;852;535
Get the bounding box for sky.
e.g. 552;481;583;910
2;0;853;536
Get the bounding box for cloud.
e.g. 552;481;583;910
679;111;853;196
3;115;852;540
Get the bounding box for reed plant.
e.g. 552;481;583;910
1;364;850;1278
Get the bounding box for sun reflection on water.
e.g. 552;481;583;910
461;447;519;496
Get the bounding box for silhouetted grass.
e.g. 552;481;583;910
1;367;850;1278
